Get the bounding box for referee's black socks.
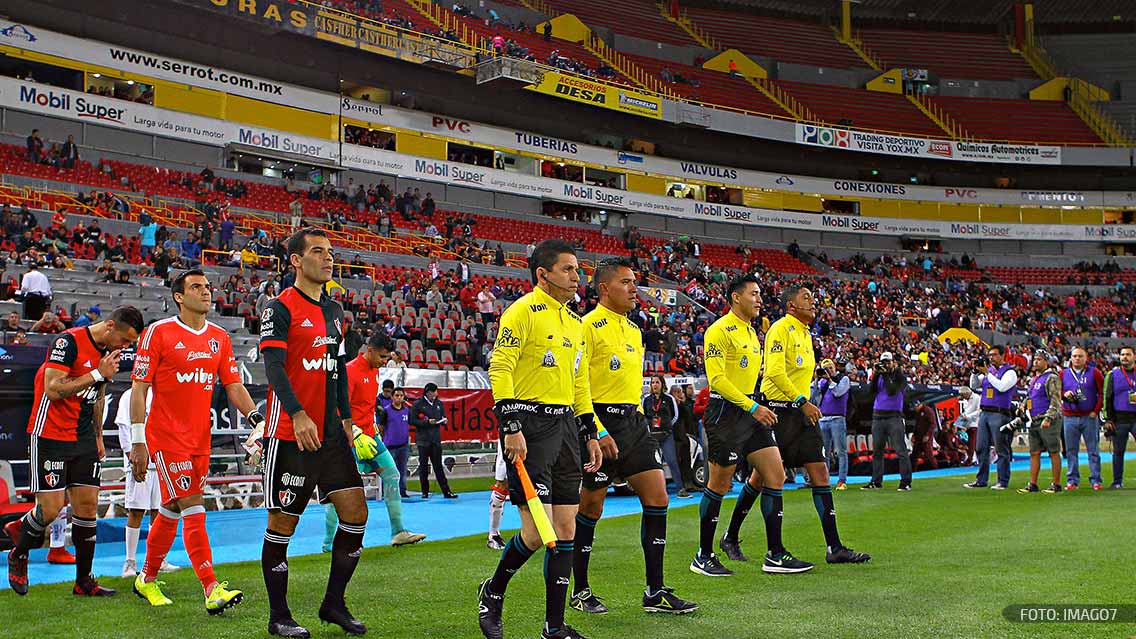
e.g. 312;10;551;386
697;488;724;557
489;533;536;594
641;506;667;591
544;540;574;632
811;485;842;549
724;481;760;542
760;487;784;555
572;513;598;592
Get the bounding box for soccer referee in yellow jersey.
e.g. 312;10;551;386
569;258;697;616
759;284;870;566
477;239;602;639
691;274;813;577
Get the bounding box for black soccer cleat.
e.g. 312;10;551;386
897;483;912;492
268;617;311;638
541;623;590;639
319;603;367;635
826;545;871;564
73;576;117;596
718;535;748;562
569;588;608;614
642;586;698;614
860;482;881;490
7;549;28;596
689;552;733;577
477;578;504;639
1017;483;1039;494
762;550;814;574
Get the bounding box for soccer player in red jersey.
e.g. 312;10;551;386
259;229;368;638
6;305;143;596
324;332;426;549
128;269;266;614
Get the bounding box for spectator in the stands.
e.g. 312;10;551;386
543;20;552;41
30;310;65;334
11;328;28;345
163;231;180;257
492;34;505;56
525;240;536;258
60;134;80;169
219;216;235;251
26;129;43;163
181;232;202;266
421;192;436;218
476;284;496;325
425;222;439;238
494;244;505;267
19;262;52;320
3;312;21;331
199;166;215;188
72;306;101;328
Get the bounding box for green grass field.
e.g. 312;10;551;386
4;465;1133;639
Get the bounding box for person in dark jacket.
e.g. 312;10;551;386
642;375;687;497
671;384;696;493
410;382;457;498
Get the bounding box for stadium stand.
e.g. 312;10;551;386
680;6;866;69
544;0;698;47
928;96;1104;144
773;80;944;136
856;28;1038;80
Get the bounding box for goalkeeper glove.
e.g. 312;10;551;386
353;425;379;461
242;411;266;469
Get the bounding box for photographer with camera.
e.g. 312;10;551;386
1060;347;1104;490
964;345;1018;490
813;359;851;490
1102;346;1136;489
863;352;911;491
1018;351;1063;494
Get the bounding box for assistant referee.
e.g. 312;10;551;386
759;284;870;566
477;239;602;639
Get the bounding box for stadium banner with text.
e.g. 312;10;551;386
0;77;340;162
344;102;1115;205
795;123;1062;165
3;75;1130;242
339;144;1136;242
526;71;662;120
0;20;334;113
0;19;1112;201
167;0;315;37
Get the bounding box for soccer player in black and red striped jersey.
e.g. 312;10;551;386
6;305;143;596
258;228;367;639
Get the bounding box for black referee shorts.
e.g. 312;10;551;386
703;397;776;467
769;404;826;467
502;405;581;507
582;404;663;491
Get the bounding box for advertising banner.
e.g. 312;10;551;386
526;71;662;120
795;123;1062;166
0;20;332;113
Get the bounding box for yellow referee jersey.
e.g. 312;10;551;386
703;310;762;411
760;313;815;401
583;303;644;407
488;285;592;415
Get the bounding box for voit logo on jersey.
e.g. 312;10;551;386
799;125;850;148
563;184;624;206
18;85;125;123
237;128;325;158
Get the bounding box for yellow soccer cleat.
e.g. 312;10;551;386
133;575;173;606
205;581;244;615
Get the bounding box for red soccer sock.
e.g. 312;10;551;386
141;509;180;582
181;506;217;592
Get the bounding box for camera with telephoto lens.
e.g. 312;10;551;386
1069;388;1087;403
816;367;830;379
1002;401;1028;433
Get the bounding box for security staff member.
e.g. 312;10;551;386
813;358;851;490
1103;346;1136;489
691;275;801;578
569;257;696;616
410;383;456;499
477;239;602;639
759;285;869;566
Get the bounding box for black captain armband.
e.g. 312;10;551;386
576;413;598;441
495;400;526;435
